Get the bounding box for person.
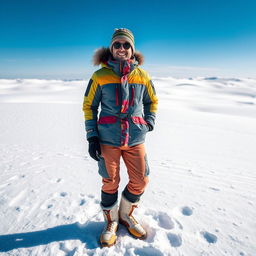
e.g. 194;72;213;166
82;28;158;247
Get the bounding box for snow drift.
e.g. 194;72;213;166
0;77;255;255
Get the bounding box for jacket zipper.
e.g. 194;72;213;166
130;85;135;106
116;85;119;106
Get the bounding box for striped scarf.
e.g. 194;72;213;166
107;59;136;146
107;58;136;113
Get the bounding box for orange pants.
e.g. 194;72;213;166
98;143;149;195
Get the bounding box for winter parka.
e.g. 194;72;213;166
82;48;158;147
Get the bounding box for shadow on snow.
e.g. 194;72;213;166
0;221;102;252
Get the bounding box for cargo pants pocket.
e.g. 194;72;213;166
98;156;110;178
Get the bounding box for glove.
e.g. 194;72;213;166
88;136;101;161
146;123;153;131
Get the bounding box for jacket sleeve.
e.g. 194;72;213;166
82;73;102;140
143;78;158;130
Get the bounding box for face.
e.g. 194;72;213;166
112;39;133;61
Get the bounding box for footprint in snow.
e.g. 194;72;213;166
134;247;164;256
146;209;175;230
59;242;77;255
181;206;193;216
201;231;218;243
80;199;86;206
167;233;182;247
94;199;100;204
157;212;175;230
209;187;220;192
16;207;21;212
60;192;68;197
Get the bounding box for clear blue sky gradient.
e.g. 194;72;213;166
0;0;256;79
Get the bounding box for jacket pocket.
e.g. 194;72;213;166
98;116;117;124
97;116;120;145
131;116;147;125
131;116;149;132
129;116;148;145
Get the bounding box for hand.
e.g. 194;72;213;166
88;136;101;161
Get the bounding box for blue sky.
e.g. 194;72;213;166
0;0;256;79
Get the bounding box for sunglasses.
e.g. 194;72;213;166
113;42;131;50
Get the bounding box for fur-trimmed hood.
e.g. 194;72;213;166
92;47;144;66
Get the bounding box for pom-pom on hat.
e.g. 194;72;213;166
110;28;135;54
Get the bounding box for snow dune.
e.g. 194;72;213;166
0;77;256;255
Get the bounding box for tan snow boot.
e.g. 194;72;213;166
100;202;119;247
119;195;147;239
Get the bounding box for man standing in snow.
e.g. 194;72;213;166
83;28;158;247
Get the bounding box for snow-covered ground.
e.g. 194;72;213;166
0;77;256;256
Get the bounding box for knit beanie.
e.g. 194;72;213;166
109;28;135;54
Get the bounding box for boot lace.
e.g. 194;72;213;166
106;221;116;232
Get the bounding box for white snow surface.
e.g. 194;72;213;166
0;77;256;256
